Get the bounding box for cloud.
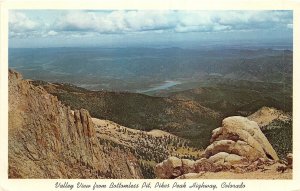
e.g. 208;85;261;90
175;11;292;32
54;10;292;34
9;11;40;37
287;23;293;29
54;10;177;34
9;10;293;39
216;11;292;30
47;30;58;36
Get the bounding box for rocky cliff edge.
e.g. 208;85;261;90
8;69;142;178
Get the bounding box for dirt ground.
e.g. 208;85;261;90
179;163;292;179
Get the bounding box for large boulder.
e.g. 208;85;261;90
208;152;248;168
207;116;279;161
154;157;183;179
182;159;195;174
194;158;219;172
155;116;279;179
205;140;266;161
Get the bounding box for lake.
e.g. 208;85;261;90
137;80;181;93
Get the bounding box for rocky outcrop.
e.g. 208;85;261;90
248;107;291;128
154;157;183;179
277;153;293;172
208;116;279;161
286;153;293;166
155;116;280;179
8;70;142;178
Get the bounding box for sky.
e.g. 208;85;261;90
9;10;293;48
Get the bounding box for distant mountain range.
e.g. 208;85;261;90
9;47;292;92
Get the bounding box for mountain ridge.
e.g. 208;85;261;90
8;69;142;178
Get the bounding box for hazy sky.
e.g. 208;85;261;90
9;10;293;48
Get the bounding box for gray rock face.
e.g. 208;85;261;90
8;69;142;178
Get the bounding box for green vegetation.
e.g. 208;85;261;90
262;119;293;159
34;77;292;155
166;79;292;116
139;161;155;179
40;82;221;149
96;126;202;178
